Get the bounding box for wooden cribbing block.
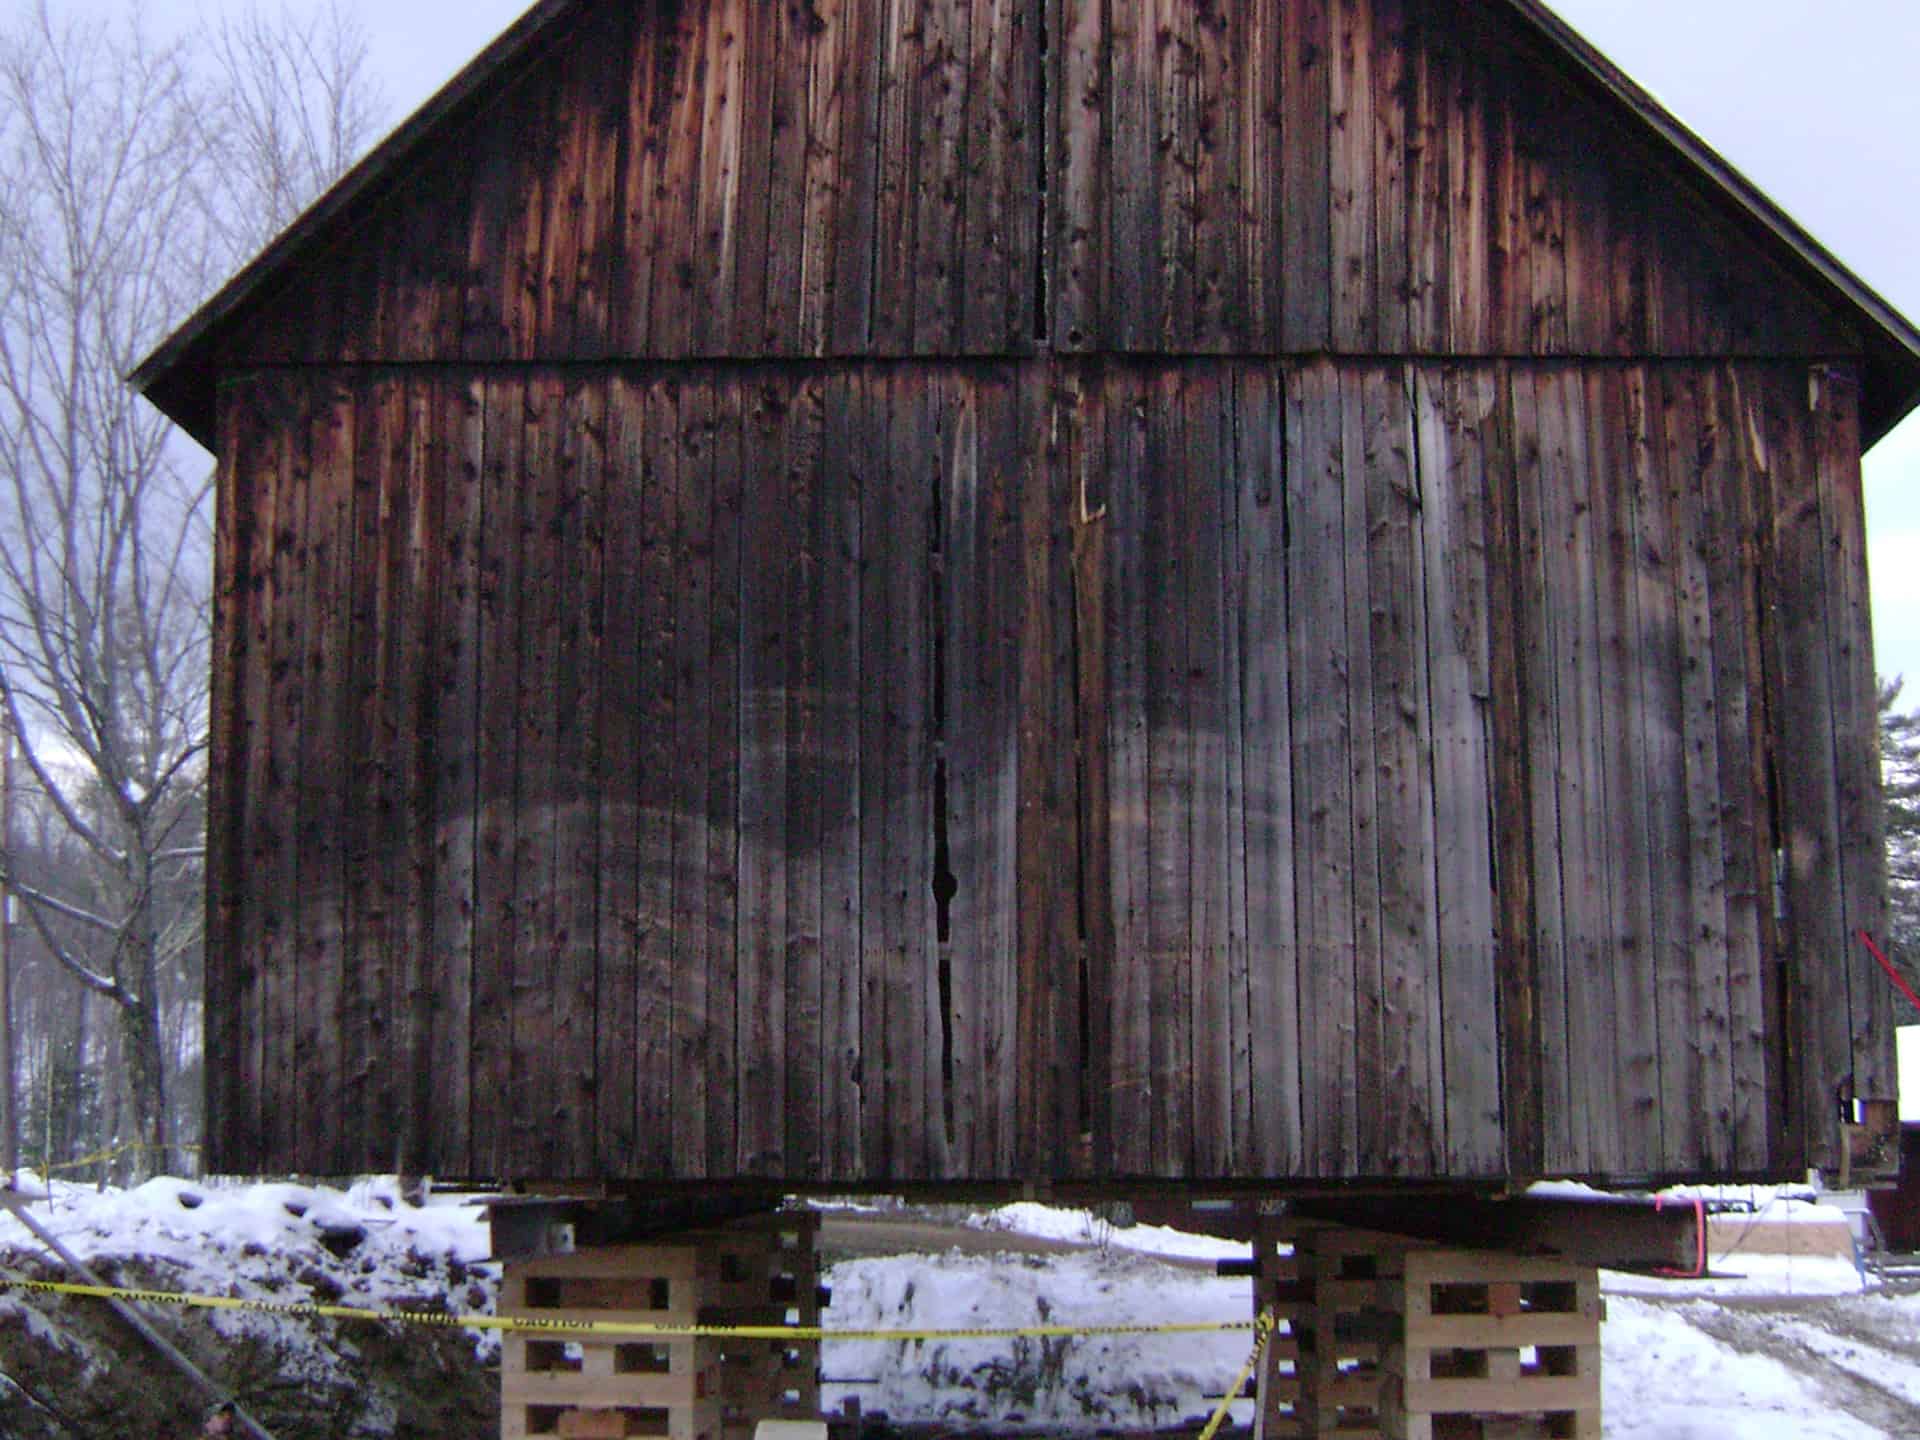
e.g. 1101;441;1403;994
1379;1249;1602;1440
502;1216;823;1440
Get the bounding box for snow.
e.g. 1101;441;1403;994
1602;1296;1884;1440
0;1170;499;1366
968;1202;1250;1263
823;1249;1255;1429
5;1180;1920;1436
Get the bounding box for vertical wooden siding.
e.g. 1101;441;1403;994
209;356;1881;1184
219;0;1857;373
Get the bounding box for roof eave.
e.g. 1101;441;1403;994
127;0;585;438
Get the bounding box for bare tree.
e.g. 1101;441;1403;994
0;0;382;1178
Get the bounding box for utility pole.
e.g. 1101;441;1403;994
1;704;14;1174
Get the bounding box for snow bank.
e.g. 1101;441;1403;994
967;1202;1248;1263
0;1173;498;1358
823;1248;1255;1429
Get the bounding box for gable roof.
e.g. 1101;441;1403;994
132;0;1920;450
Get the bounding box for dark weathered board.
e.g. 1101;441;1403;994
219;0;1862;374
206;350;1885;1188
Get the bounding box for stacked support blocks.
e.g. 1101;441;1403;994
1381;1250;1602;1440
499;1212;822;1440
1251;1219;1602;1440
1252;1217;1405;1439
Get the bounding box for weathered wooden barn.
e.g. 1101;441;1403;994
136;0;1920;1194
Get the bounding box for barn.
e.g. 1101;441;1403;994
135;0;1920;1201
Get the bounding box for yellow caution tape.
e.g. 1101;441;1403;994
32;1141;202;1176
1194;1310;1273;1440
0;1275;1256;1342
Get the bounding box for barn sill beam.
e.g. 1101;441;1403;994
1285;1194;1702;1272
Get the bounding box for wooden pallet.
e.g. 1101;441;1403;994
1253;1217;1409;1440
499;1213;822;1440
1378;1250;1603;1440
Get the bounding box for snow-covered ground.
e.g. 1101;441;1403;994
3;1177;1919;1437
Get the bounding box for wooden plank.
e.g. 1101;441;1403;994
1184;367;1234;1174
1700;367;1771;1170
1543;368;1619;1175
635;380;681;1174
395;379;442;1178
284;381;349;1176
1404;0;1451;351
1509;368;1575;1175
1220;370;1252;1172
1627;365;1696;1173
423;378;483;1176
1104;368;1152;1174
783;378;827;1177
1484;53;1531;355
827;0;886;351
1020;367;1082;1175
796;0;850;353
1766;365;1846;1170
207;385;259;1171
1414;364;1501;1175
553;378;605;1173
228;382;285;1169
1236;0;1282;346
762;0;814;354
1068;373;1114;1172
1517;86;1568;353
337;379;397;1171
690;0;748;356
1815;366;1895;1105
471;379;524;1179
700;388;745;1177
1191;0;1242;349
1153;0;1197;349
507;374;565;1178
1443;1;1490;354
941;377;983;1170
1339;367;1386;1177
1287;360;1357;1176
538;12;627;357
858;374;895;1174
596;378;645;1175
1328;0;1375;351
670;380;717;1178
1362;365;1438;1175
1235;365;1301;1174
1145;369;1194;1176
614;6;672;351
1105;0;1156;349
1280;0;1332;350
260;378;313;1170
818;375;863;1180
1053;0;1106;350
738;379;790;1175
649;0;713;356
908;0;971;353
1370;0;1411;354
869;0;922;353
1664;368;1735;1170
1585;367;1660;1174
1481;361;1541;1176
962;0;1022;350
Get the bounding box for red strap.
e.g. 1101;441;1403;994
1859;929;1920;1017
